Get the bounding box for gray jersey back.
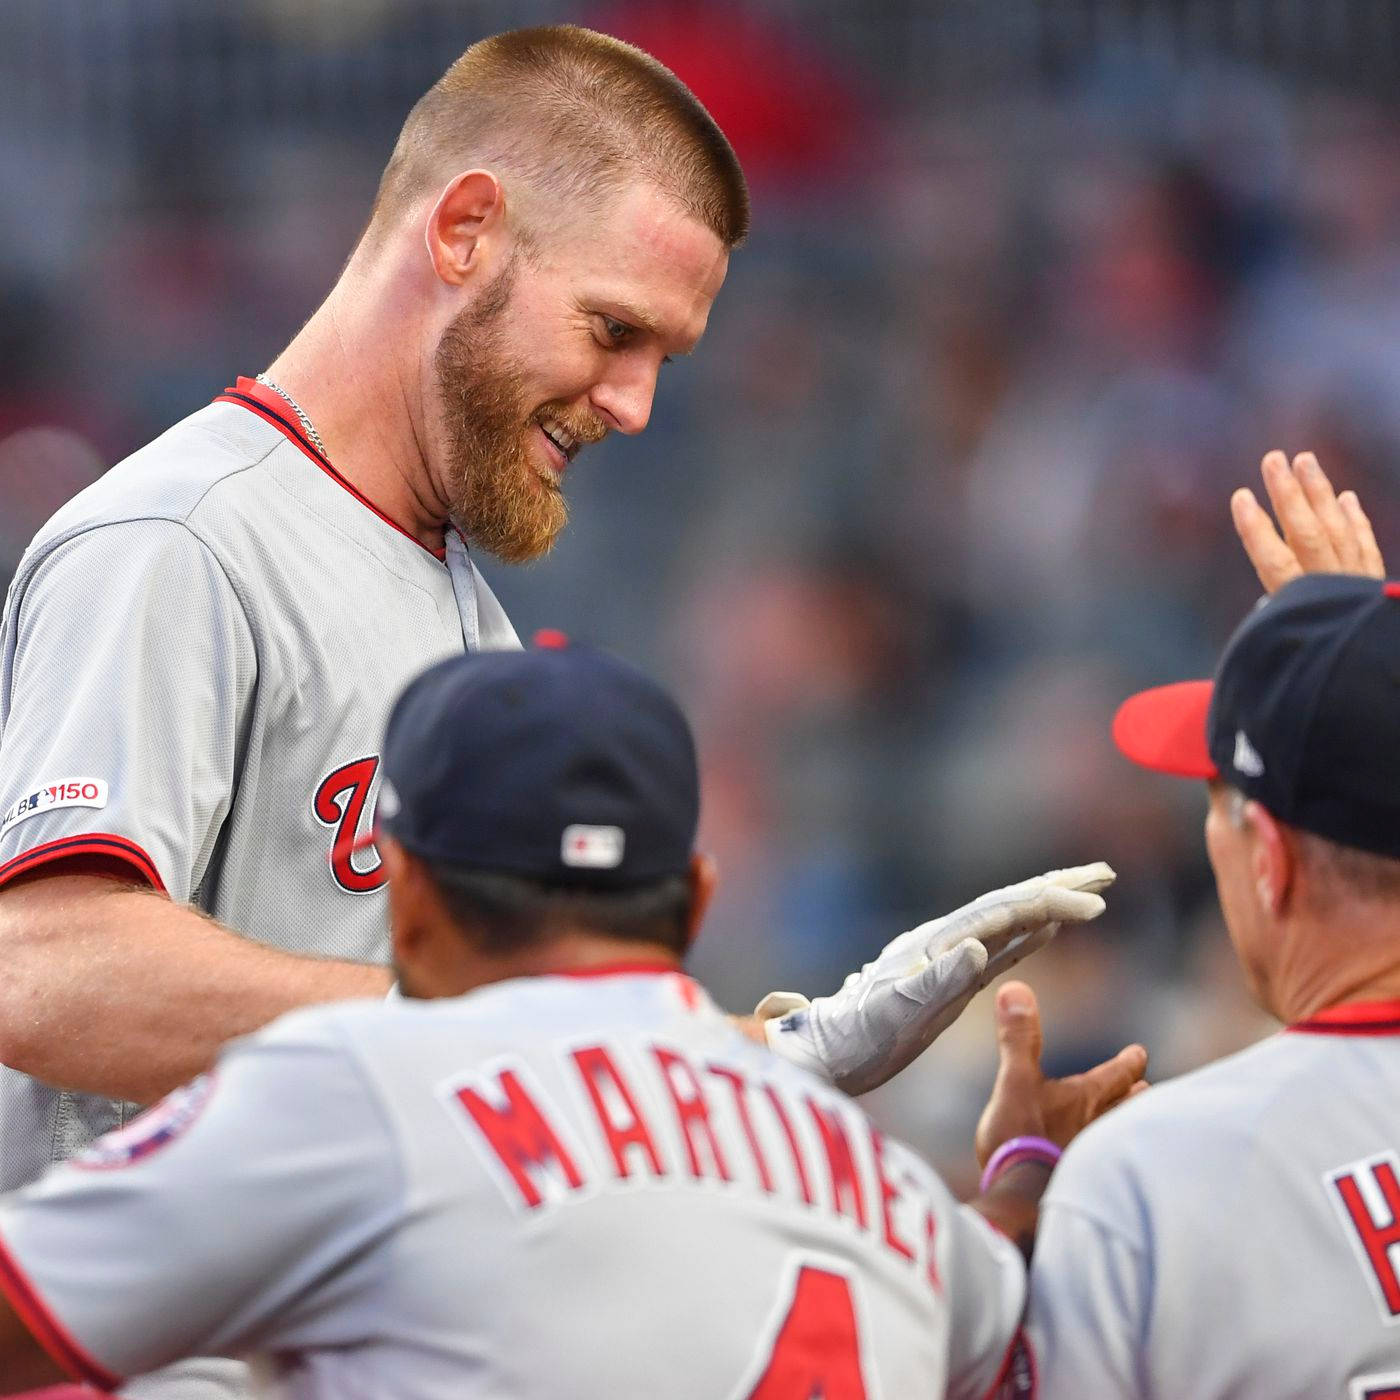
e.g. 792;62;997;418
1024;1008;1400;1399
0;384;518;1193
0;969;1025;1399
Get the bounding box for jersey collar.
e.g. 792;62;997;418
216;377;448;562
1288;999;1400;1035
547;960;687;980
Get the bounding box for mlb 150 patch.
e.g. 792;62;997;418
73;1074;217;1170
0;778;108;834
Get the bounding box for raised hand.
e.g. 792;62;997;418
1232;450;1384;594
968;981;1147;1254
974;981;1147;1168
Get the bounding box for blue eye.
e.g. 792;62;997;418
602;316;630;343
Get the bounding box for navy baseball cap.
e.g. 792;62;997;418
1114;574;1400;859
371;643;699;888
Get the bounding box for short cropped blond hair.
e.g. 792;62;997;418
371;25;749;249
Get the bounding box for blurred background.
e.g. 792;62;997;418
7;0;1400;1183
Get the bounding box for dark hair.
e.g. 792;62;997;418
427;863;694;955
372;25;749;249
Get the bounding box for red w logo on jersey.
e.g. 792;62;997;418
313;756;386;893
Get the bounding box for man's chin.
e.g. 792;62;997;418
447;454;568;564
491;535;560;565
456;513;566;565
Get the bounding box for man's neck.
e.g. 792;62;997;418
1268;909;1400;1022
263;275;451;553
408;933;685;1002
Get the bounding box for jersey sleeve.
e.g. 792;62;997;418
1020;1143;1152;1400
0;1009;403;1385
941;1201;1029;1400
0;520;257;899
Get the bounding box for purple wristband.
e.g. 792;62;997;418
979;1135;1062;1194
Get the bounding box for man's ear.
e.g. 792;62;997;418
382;836;434;966
425;169;507;286
683;853;718;953
1245;800;1296;916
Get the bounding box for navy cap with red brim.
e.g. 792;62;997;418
1111;679;1218;780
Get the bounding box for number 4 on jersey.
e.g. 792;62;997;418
740;1264;868;1399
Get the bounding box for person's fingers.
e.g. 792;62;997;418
1293;452;1359;570
1231;482;1300;594
1095;1066;1144;1113
967;863;1113;914
981;922;1058;982
1127;1079;1151;1098
1339;490;1387;579
1041;861;1116;895
992;980;1043;1077
937;866;1112;961
1075;1041;1149;1112
903;936;986;1008
1262;450;1340;572
963;888;1103;963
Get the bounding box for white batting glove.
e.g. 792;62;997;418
757;862;1115;1096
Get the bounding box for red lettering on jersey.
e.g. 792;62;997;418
764;1083;814;1206
870;1129;915;1263
924;1209;943;1293
709;1064;774;1193
807;1097;867;1229
1331;1154;1400;1317
453;1070;584;1211
744;1265;868;1399
571;1045;664;1180
652;1046;732;1182
313;756;385;893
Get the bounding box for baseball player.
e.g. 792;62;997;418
0;27;1112;1399
0;643;1148;1398
1004;572;1400;1398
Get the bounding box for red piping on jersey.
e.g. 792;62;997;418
978;1334;1017;1400
216;378;449;562
1288;999;1400;1036
0;1232;125;1391
0;835;167;894
975;1328;1038;1400
548;961;687;979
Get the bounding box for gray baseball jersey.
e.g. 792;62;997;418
0;379;518;1395
0;966;1025;1399
1019;1001;1400;1399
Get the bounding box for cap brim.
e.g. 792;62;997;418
1112;680;1218;779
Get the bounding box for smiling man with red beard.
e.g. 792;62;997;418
430;252;600;565
0;27;1114;1400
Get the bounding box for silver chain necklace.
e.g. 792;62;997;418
255;373;328;458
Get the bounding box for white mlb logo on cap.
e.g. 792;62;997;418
561;824;625;869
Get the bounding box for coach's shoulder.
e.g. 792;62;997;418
204;1001;394;1116
1049;1031;1292;1206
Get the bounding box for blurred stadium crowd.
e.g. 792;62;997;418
6;0;1400;1177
